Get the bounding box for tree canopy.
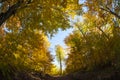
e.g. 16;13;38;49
0;0;81;34
1;0;120;80
64;0;120;73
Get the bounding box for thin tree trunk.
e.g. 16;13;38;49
59;52;62;75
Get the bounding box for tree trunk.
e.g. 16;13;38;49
0;0;23;26
59;52;62;75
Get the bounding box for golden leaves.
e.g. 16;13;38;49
0;0;81;35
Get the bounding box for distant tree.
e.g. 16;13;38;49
55;45;65;75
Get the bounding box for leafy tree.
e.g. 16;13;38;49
83;0;120;19
80;0;120;69
0;0;81;34
64;20;120;73
55;45;65;75
0;25;54;79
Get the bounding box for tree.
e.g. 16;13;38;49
55;45;65;75
64;20;118;73
79;0;120;69
0;25;54;79
81;0;120;19
0;0;81;34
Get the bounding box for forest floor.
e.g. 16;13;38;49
0;67;120;80
20;69;120;80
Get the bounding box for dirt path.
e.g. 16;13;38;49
11;70;120;80
42;70;120;80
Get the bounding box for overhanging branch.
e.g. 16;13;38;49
100;6;120;19
0;0;7;3
0;0;23;26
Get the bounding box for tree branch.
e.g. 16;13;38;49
96;26;109;39
0;0;23;26
0;0;7;3
100;6;120;19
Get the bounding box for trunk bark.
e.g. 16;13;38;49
0;0;23;26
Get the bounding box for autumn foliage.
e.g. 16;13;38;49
0;0;120;80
